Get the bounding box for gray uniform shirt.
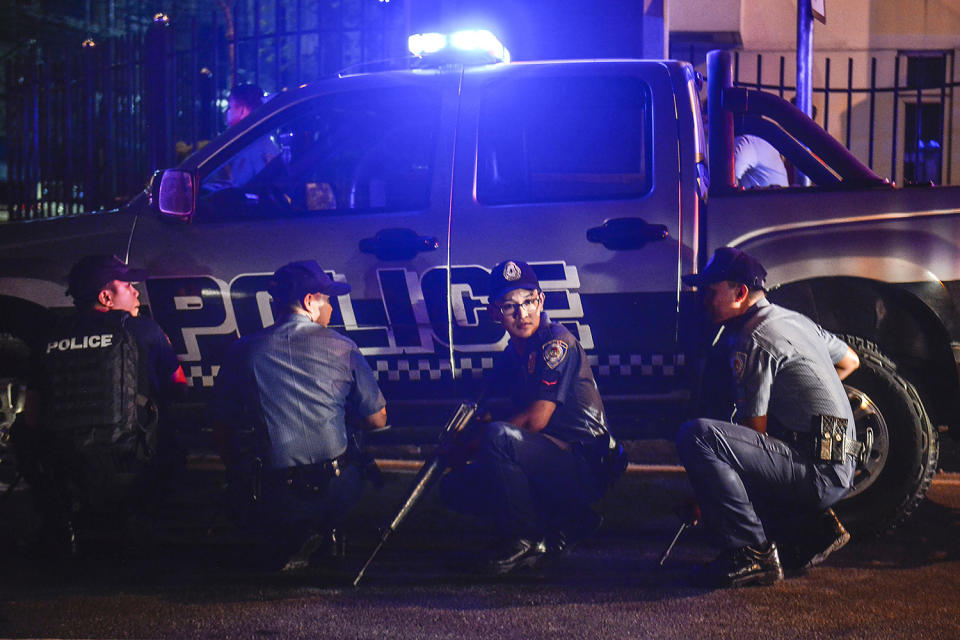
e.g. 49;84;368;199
730;298;856;486
213;313;385;469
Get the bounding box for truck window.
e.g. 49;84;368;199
199;87;439;220
477;75;651;205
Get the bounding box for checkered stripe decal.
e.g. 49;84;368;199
375;357;495;381
187;365;221;388
370;354;685;382
185;355;686;387
588;353;685;377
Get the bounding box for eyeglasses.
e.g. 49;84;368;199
497;296;540;318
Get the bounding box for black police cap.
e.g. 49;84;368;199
489;260;540;301
268;260;351;305
66;254;149;303
682;247;767;290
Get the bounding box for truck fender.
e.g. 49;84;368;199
768;276;959;429
0;295;59;359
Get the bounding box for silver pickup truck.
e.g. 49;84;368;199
2;44;957;535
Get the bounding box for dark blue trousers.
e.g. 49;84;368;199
232;462;364;559
440;421;599;539
676;418;850;550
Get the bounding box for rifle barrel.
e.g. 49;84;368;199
353;537;387;587
351;402;478;586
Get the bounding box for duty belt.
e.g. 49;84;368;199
780;416;871;465
265;456;345;494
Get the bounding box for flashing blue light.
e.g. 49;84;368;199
408;33;448;56
407;29;510;63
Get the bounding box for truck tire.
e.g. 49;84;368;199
834;336;939;536
0;332;31;486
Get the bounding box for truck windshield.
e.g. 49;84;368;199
477;74;652;205
199;86;439;219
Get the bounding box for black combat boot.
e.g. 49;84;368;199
692;541;784;588
779;508;850;572
545;506;603;556
478;537;548;575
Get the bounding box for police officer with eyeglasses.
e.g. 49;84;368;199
440;260;625;575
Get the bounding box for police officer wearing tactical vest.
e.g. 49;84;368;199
440;260;625;575
14;254;187;558
212;260;386;571
677;247;862;588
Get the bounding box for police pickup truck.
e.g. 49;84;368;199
1;35;956;535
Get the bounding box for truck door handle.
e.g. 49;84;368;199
359;228;439;261
586;217;669;251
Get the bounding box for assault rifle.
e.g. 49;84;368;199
352;401;479;586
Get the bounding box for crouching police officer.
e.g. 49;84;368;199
12;255;187;558
440;260;625;575
677;247;861;588
212;261;386;571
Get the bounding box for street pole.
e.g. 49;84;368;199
797;0;814;185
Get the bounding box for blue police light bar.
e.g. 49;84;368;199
407;29;511;64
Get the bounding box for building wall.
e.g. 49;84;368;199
669;0;960;52
871;0;960;49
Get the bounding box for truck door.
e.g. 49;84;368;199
132;75;460;425
447;62;693;434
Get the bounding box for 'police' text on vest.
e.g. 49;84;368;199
46;334;115;353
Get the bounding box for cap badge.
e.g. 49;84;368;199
503;261;522;282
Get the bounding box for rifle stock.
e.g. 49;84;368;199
353;402;478;586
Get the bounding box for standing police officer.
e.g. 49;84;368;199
677;247;861;587
440;260;623;575
212;260;386;570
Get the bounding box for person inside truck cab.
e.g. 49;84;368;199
734;134;789;188
700;97;786;189
211;260;387;571
438;260;625;575
204;84;280;191
11;255;187;559
676;247;861;588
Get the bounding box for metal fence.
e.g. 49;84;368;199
730;49;959;186
3;0;407;221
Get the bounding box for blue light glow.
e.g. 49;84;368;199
408;33;448;57
407;29;510;63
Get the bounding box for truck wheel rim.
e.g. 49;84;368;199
844;385;890;499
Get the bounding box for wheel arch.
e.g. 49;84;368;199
767;275;960;429
0;295;59;356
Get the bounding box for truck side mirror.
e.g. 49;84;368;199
156;169;197;222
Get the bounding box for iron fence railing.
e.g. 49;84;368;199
731;49;959;186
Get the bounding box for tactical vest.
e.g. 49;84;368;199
40;313;155;457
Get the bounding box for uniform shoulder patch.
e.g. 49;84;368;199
542;339;568;370
731;351;747;380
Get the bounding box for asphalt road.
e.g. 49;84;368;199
2;441;960;640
